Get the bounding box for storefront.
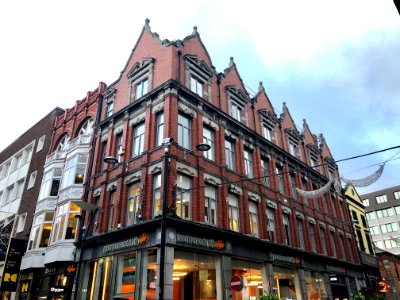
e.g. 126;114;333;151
76;222;362;300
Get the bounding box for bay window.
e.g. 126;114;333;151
51;202;80;243
38;168;62;200
28;212;54;250
61;154;88;189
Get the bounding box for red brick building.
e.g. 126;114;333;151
71;20;365;300
19;82;106;299
376;249;400;299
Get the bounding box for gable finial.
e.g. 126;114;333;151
144;18;151;31
259;81;264;92
229;57;235;67
192;26;198;35
282;101;288;113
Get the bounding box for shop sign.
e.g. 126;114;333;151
20;280;30;294
50;286;65;294
0;238;27;292
326;265;346;274
230;275;243;292
272;254;301;265
102;233;149;254
64;262;77;276
378;281;387;293
45;268;57;275
176;233;225;250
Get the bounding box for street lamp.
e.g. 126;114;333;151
183;143;211;159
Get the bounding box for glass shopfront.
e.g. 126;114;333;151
231;259;264;300
304;271;328;300
273;266;301;300
80;249;157;300
173;250;219;300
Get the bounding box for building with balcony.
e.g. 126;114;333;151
0;107;63;296
19;82;106;299
71;20;365;300
362;185;400;255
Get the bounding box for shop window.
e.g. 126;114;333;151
202;127;214;161
28;212;54;250
266;207;276;242
51;202;80;243
282;213;291;246
173;251;218;300
228;193;239;232
304;271;327;299
114;253;136;299
225;139;235;171
38;168;62;200
261;158;270;187
132;123;145;157
127;182;141;226
244;149;253;178
61;153;88;189
178;113;191;149
156;113;164;147
249;201;259;237
153;174;162;217
176;174;192;220
83;257;113;300
204;184;217;225
273;266;301;300
231;259;264;299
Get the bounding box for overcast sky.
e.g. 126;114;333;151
1;0;399;194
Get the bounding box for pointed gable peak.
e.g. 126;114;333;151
258;81;264;92
192;26;199;36
280;101;289;117
144;18;151;32
229;56;235;68
302;119;309;133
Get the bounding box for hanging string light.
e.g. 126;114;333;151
340;164;385;187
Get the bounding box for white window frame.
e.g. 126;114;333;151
228;194;239;232
204;184;217;226
190;76;204;97
61;154;88;189
267;207;276;242
249;201;259;237
156;113;164;147
178;113;191;150
127;182;141;226
202;127;215;161
132;123;145;157
244;149;253;178
225;139;235;171
176;174;192;220
135;78;149;100
153;174;162;217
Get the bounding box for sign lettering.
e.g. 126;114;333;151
102;233;149;254
0;238;27;292
176;233;225;250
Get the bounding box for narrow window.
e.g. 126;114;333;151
153;174;162;217
297;218;305;249
100;141;107;172
339;235;346;260
178;113;191;149
290;172;297;200
267;207;276;242
283;213;291;246
320;227;327;255
309;223;317;252
132;123;145;157
204;184;217;225
330;231;337;257
261;158;270;187
225;140;235;171
244;149;253;178
231;102;242;121
275;165;284;194
263;125;272;141
156;113;164;147
127;182;141;226
108;191;116;231
106;101;114;118
176;174;191;220
228;194;239;232
203;127;214;161
115;133;123;162
249;202;259;237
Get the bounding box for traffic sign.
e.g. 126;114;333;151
230;275;243;292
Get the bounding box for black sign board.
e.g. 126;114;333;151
0;238;27;291
64;262;77;276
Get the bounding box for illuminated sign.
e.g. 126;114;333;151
378;281;387;293
0;239;27;291
329;275;339;283
64;263;77;276
102;233;149;254
20;280;30;293
50;286;65;294
176;233;225;250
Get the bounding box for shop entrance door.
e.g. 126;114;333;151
330;284;349;300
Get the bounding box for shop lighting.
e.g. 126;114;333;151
173;277;180;281
172;272;188;277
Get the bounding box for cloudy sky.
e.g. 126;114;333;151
1;0;399;194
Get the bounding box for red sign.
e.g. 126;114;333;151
378;281;387;293
230;276;243;292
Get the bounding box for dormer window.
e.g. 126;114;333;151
185;55;212;101
135;78;149;100
263;125;272;141
190;76;203;97
231;102;242;121
285;129;302;160
227;87;247;125
259;110;278;144
127;58;154;103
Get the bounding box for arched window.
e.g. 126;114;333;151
56;134;69;158
76;118;94;144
